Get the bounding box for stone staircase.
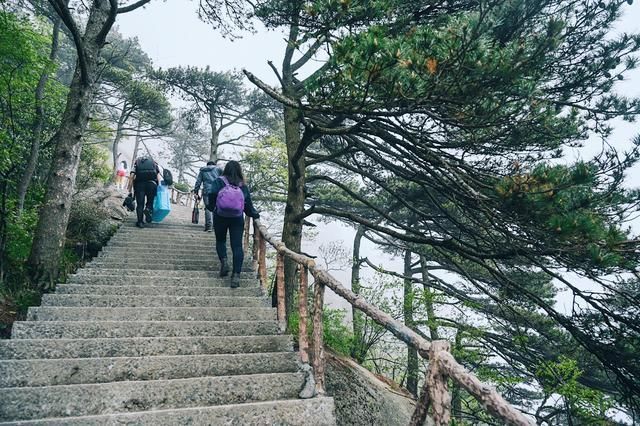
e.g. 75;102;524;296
0;209;335;424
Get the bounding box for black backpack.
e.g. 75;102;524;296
162;168;173;186
135;158;156;182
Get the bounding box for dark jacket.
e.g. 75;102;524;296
193;165;222;194
207;177;260;219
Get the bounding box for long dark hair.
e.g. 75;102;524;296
222;160;244;186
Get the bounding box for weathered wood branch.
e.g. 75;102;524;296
438;351;532;426
253;217;533;426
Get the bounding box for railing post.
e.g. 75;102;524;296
243;216;250;255
276;253;286;331
430;340;452;426
298;265;310;364
410;340;451;426
312;279;326;394
252;219;260;272
258;234;267;292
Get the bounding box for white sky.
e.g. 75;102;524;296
116;1;640;314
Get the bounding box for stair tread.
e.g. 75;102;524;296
1;213;335;424
0;398;335;426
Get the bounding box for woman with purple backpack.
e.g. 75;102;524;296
207;161;260;288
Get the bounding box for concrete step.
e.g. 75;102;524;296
98;248;225;257
66;275;260;287
11;320;280;339
117;224;214;229
40;294;269;308
109;231;215;238
108;238;219;248
0;398;336;425
0;372;305;421
0;352;300;387
0;335;293;360
85;261;253;272
74;269;230;278
97;252;218;260
27;307;275;322
55;284;262;297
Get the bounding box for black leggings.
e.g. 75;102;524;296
134;181;157;223
214;214;244;274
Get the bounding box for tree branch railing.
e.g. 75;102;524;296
251;217;533;426
169;187;194;207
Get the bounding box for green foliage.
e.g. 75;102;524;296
322;308;354;356
537;356;614;423
0;11;66;178
497;162;637;270
76;144;111;190
173;182;190;192
0;284;40;338
288;304;354;357
242;132;288;208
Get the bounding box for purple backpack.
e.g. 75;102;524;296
216;176;245;217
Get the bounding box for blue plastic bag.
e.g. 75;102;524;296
152;183;171;222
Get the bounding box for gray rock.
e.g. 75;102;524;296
325;352;420;426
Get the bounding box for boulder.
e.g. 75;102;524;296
326;352;430;425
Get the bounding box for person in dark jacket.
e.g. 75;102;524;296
127;156;162;228
208;160;259;288
193;161;222;232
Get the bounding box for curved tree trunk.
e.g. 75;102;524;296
28;0;114;289
16;19;61;215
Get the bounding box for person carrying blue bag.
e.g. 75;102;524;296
207;160;260;288
127;156;163;228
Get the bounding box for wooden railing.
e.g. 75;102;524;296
170;187;194;207
251;218;533;426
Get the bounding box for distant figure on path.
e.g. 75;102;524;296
128;156;162;228
116;161;127;190
193;161;222;232
208;160;259;288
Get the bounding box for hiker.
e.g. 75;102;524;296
193;161;222;232
128;156;162;228
207;160;259;288
116;161;127;190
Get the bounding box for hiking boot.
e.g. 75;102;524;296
143;208;152;223
203;227;211;232
219;258;230;277
230;273;240;288
135;221;144;228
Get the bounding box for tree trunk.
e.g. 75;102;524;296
404;249;419;396
111;106;128;180
350;224;366;362
132;119;142;165
420;255;440;341
16;19;61;215
280;17;306;325
281;103;305;325
208;108;219;162
451;330;463;422
27;0;114;289
0;177;9;283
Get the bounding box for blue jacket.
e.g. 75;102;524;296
193;165;222;194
